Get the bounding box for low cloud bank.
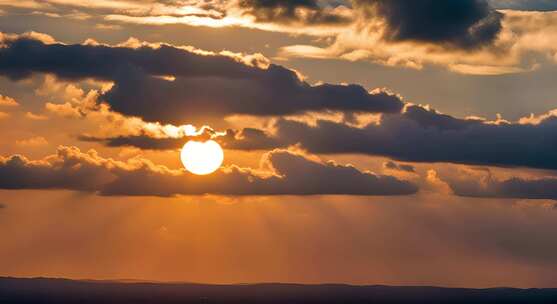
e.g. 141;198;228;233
0;146;417;197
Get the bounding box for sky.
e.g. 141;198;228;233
1;0;557;288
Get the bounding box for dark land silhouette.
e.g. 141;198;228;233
1;277;556;303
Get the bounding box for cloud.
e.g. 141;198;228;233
2;1;556;74
81;126;286;152
424;169;453;195
0;94;18;107
354;0;503;49
238;0;351;25
88;105;557;171
0;146;417;197
383;161;415;173
490;0;557;11
0;147;113;192
15;136;48;147
78;125;216;150
443;168;557;200
280;7;557;75
0;111;9;119
78;123;278;152
79;134;185;150
45;102;83;118
0;33;404;124
94;23;123;31
221;127;283;151
268;105;557;170
24;112;48;121
0;0;141;10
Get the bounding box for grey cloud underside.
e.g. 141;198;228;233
89;105;557;171
79;135;186;151
448;173;557;200
355;0;503;49
78;129;216;150
272;106;557;170
84;124;282;151
79;127;282;152
0;36;403;124
490;0;557;11
0;147;417;197
240;0;504;49
239;0;351;24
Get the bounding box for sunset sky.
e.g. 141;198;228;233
1;0;557;288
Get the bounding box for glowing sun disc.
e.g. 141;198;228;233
181;140;224;175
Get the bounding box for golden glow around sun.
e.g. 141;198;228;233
181;140;224;175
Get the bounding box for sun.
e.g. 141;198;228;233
181;140;224;175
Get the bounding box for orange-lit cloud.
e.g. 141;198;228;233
25;112;49;121
15;136;48;147
0;94;18;106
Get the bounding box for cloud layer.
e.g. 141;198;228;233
0;33;403;124
0;146;417;197
443;168;557;200
239;0;351;24
264;106;557;170
1;1;556;74
88;105;557;171
491;0;557;11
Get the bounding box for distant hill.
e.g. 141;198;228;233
1;277;556;304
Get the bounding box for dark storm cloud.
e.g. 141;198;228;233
355;0;503;49
0;34;403;124
238;0;351;24
0;146;417;197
